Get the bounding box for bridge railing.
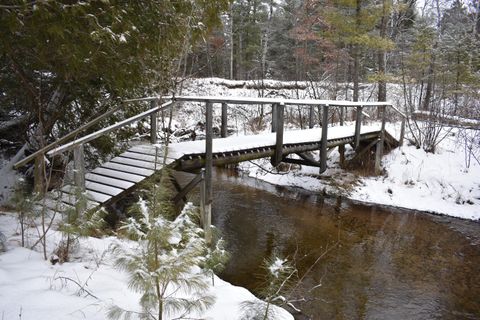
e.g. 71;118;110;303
14;98;174;194
166;96;405;173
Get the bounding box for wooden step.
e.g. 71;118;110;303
110;156;161;170
128;145;179;162
92;167;145;183
101;162;154;177
86;173;134;189
61;185;112;204
84;181;123;197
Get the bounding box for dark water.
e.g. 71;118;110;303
198;168;480;320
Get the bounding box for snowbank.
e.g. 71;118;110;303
0;212;293;320
351;129;480;220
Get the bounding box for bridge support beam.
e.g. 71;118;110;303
173;171;203;204
354;106;363;150
271;103;284;167
338;106;345;167
150;100;158;144
320;105;329;173
203;102;213;243
375;106;386;175
221;103;228;138
399;117;405;146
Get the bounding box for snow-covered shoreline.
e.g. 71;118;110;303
0;211;294;320
238;128;480;221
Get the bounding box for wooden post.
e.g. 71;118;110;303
73;144;86;192
34;154;45;195
339;106;345;166
199;168;206;226
74;144;86;215
204;102;213;243
375;106;387;175
309;106;315;129
221;103;228;138
271;103;284;166
320;105;329;173
150;100;158;144
340;106;344;126
271;104;277;133
354;106;363;150
399;117;405;146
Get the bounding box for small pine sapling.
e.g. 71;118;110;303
109;169;215;320
56;189;106;263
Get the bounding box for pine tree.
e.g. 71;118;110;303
109;160;228;319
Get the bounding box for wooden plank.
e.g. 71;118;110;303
85;173;134;190
84;181;124;197
101;162;154;177
91;167;145;183
127;145;178;161
168;95;394;108
62;185;112;203
110;156;160;170
120;151;171;165
128;144;158;155
51;190;101;209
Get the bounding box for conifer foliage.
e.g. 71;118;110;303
109;166;228;319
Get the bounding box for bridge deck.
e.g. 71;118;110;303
41;124;391;213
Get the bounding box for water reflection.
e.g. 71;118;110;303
205;168;480;320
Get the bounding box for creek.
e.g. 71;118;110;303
199;168;480;320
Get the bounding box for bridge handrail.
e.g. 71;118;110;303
47;100;173;157
388;104;406;119
14;101;129;169
163;95;395;108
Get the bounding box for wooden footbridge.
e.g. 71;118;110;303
14;96;405;241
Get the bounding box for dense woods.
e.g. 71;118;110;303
186;0;479;112
0;0;228;156
0;0;479;161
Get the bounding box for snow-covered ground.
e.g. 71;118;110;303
0;211;293;320
239;127;480;221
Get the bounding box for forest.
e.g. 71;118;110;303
1;0;479;160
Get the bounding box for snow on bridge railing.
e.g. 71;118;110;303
47;100;174;157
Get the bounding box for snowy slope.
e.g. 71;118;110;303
0;212;293;320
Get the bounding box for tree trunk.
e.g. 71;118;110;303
377;0;388;104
